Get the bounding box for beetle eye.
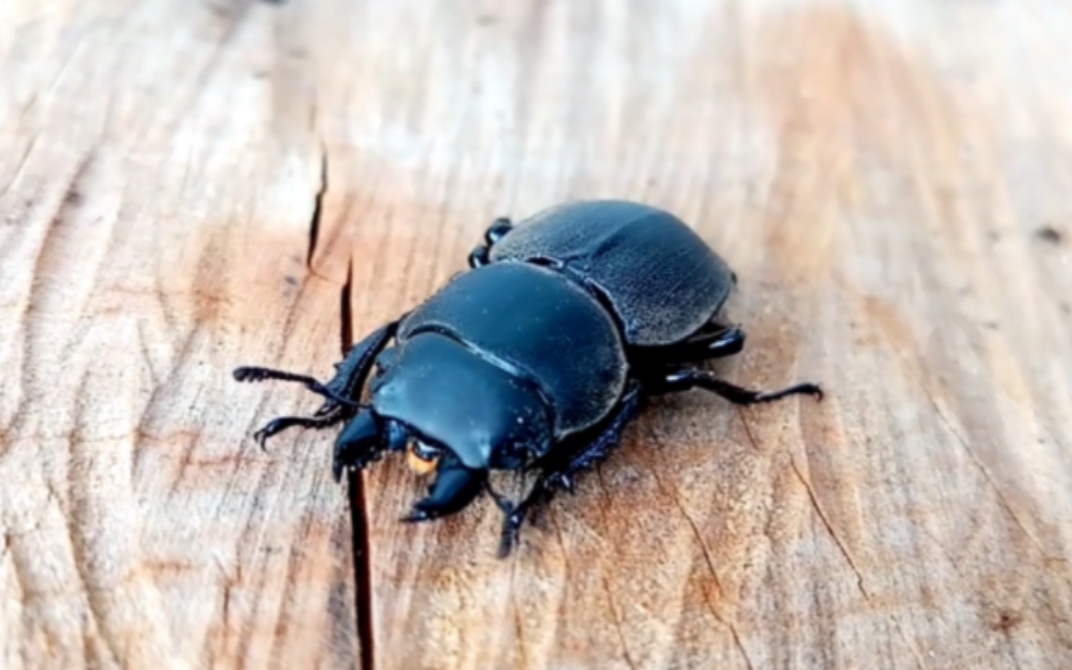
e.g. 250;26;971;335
406;440;441;476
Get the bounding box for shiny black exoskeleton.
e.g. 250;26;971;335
234;200;822;556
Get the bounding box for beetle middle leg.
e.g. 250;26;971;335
495;380;645;557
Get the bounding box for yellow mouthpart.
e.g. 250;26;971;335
406;441;440;476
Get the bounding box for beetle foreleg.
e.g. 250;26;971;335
319;320;401;410
654;369;823;404
251;414;348;451
497;380;645;557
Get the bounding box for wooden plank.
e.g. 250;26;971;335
2;1;1072;669
0;1;357;668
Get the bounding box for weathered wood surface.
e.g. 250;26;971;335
2;1;1072;668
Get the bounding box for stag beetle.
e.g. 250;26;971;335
234;200;822;556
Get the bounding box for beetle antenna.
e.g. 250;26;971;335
233;366;368;409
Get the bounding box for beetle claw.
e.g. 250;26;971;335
547;473;574;492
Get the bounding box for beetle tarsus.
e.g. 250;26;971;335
235;320;399;450
656;369;823;404
497;507;531;558
468;245;490;268
467;217;514;269
484;217;513;245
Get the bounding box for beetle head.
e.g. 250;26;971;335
345;332;554;521
331;406;485;521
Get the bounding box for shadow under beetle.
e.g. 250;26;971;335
234;200;822;556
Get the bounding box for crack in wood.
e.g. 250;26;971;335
348;468;375;670
920;384;1047;557
644;428;756;670
306;146;327;272
590;468;641;670
744;411;931;670
339;260;376;670
0;132;38;203
786;457;869;600
509;558;529;669
339;259;354;360
65;437;123;668
600;574;639;670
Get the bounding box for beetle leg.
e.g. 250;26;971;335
653;369;823;404
660;325;746;363
497;380;645;557
251;415;346;451
468;245;491;268
317;320;401;412
483;217;513;245
467;217;514;268
630;322;746;369
401;458;487;522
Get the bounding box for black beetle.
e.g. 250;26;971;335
234;200;821;556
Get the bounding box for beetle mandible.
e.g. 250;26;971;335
234;200;822;556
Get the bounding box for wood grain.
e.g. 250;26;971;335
2;1;1071;669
